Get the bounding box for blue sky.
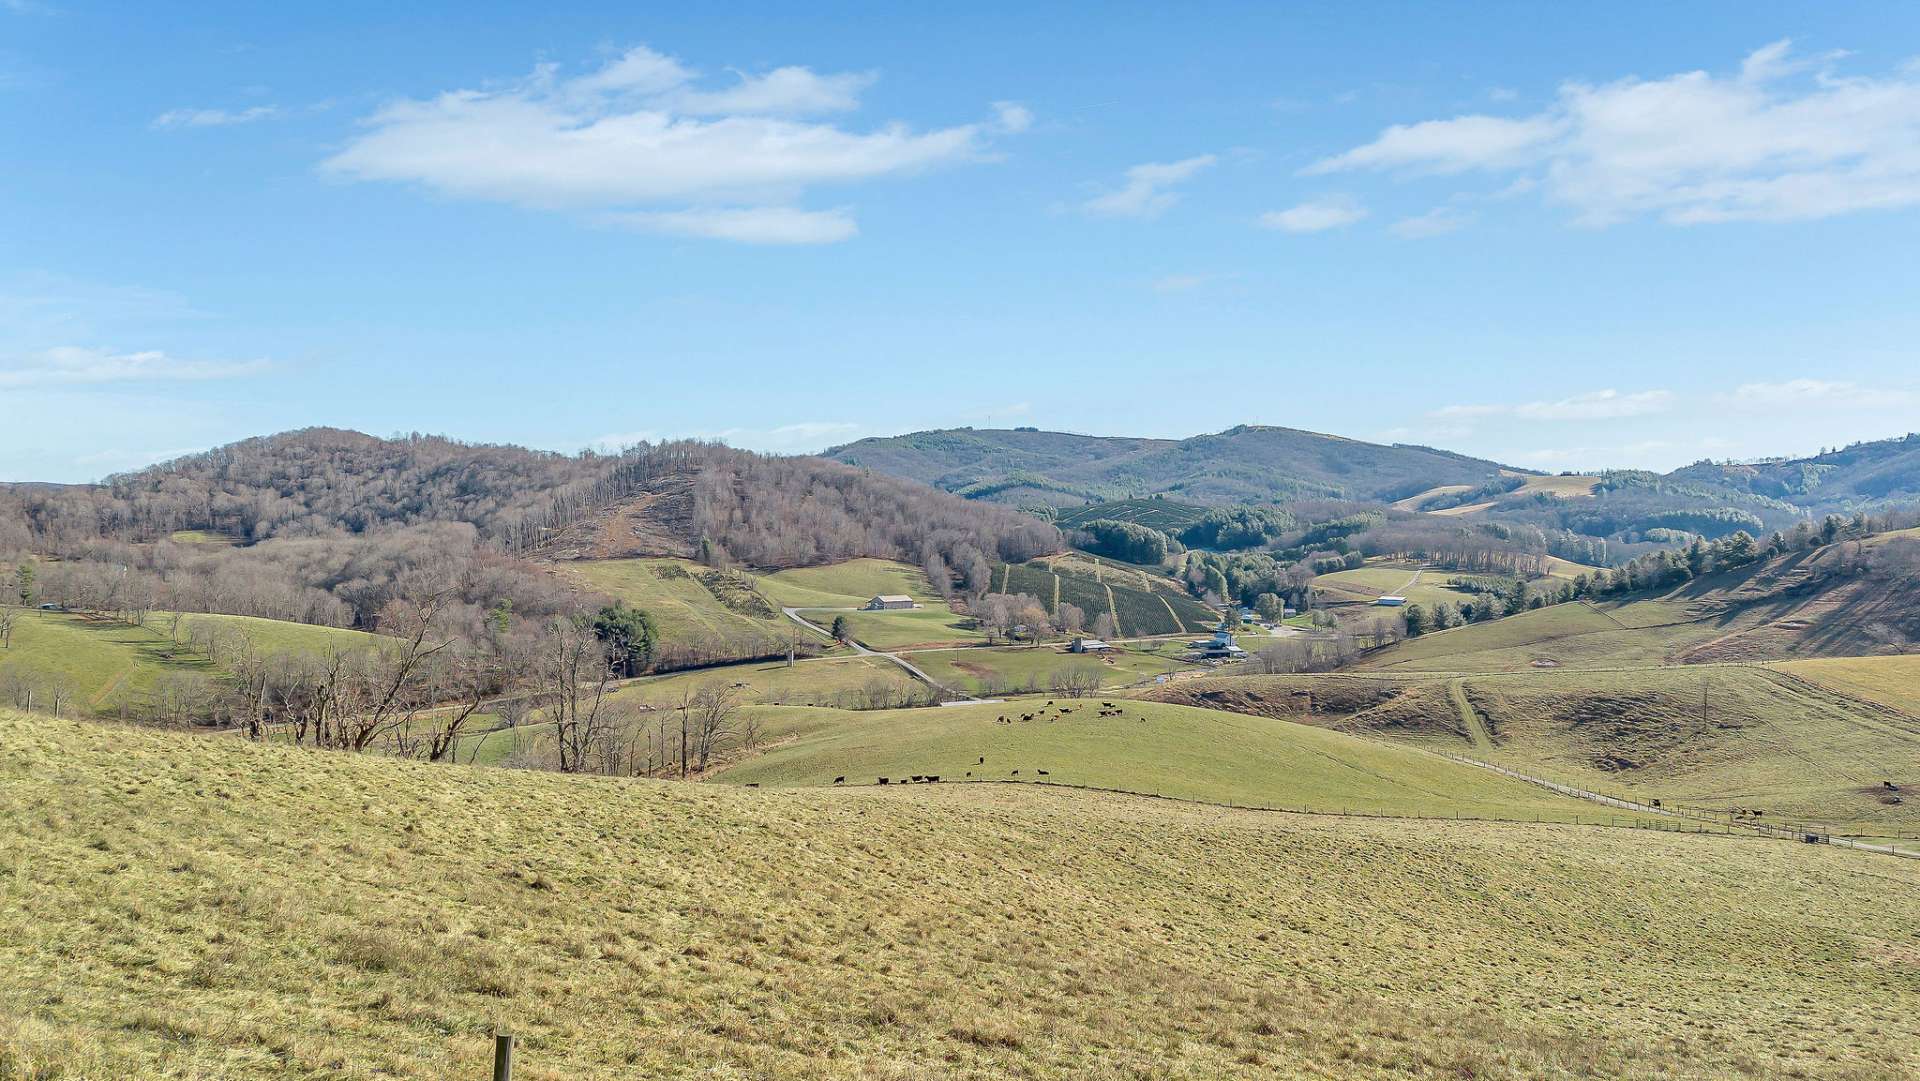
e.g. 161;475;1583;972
5;2;1920;482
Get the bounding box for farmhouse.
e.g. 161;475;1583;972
1188;626;1247;660
1374;595;1407;607
866;595;917;611
1069;637;1112;654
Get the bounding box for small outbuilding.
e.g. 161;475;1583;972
866;595;917;610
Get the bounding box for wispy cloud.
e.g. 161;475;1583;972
324;44;1025;244
1432;388;1674;421
0;346;267;388
1082;155;1217;219
152;105;280;129
603;205;856;245
1390;206;1472;238
1308;40;1920;225
1724;378;1920;409
1259;194;1367;233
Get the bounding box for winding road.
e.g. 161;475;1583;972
780;607;976;700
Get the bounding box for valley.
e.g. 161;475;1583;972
3;422;1919;1079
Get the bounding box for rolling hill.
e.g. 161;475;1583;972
1357;528;1920;672
6;709;1915;1080
0;608;382;718
709;697;1642;823
1144;666;1920;844
1666;431;1920;512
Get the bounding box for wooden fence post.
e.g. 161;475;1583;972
493;1032;515;1081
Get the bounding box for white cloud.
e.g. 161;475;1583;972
152;105;280;129
605;205;856;244
1082;155;1216;219
1390;206;1472;238
1259;194;1367;233
1432;388;1674;421
1308;114;1563;175
668;66;874;116
324;44;1021;243
1725;378;1920;409
1308;40;1920;225
0;346;267;388
991;101;1034;134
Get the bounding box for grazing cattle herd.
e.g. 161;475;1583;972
821;700;1145;789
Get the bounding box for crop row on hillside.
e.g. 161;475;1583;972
1053;498;1207;532
994;560;1215;636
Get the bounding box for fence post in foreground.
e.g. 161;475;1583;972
493;1032;515;1081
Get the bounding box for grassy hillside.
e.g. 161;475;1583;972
1150;668;1920;842
713;698;1652;824
163;612;382;657
1357;600;1720;672
906;644;1190;695
1312;564;1483;609
752;558;943;608
0;609;378;716
1361;533;1920;671
1781;654;1920;715
560;558;815;654
5;710;1916;1080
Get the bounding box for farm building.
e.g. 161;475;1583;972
865;595;917;611
1374;595;1407;607
1069;637;1112;653
1188;626;1247;660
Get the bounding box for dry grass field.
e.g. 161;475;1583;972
1357;599;1726;672
560;558;813;649
905;644;1190;695
1779;654;1920;715
0;609;378;717
3;709;1916;1080
1151;667;1920;842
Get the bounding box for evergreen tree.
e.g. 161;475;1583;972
591;601;658;677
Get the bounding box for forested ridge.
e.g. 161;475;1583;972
0;428;1063;634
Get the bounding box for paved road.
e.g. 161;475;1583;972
780;607;972;699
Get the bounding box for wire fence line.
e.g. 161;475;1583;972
1429;750;1918;860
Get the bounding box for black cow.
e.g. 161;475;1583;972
834;776;845;784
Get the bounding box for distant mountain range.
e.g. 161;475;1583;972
825;425;1518;506
828;425;1920;517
